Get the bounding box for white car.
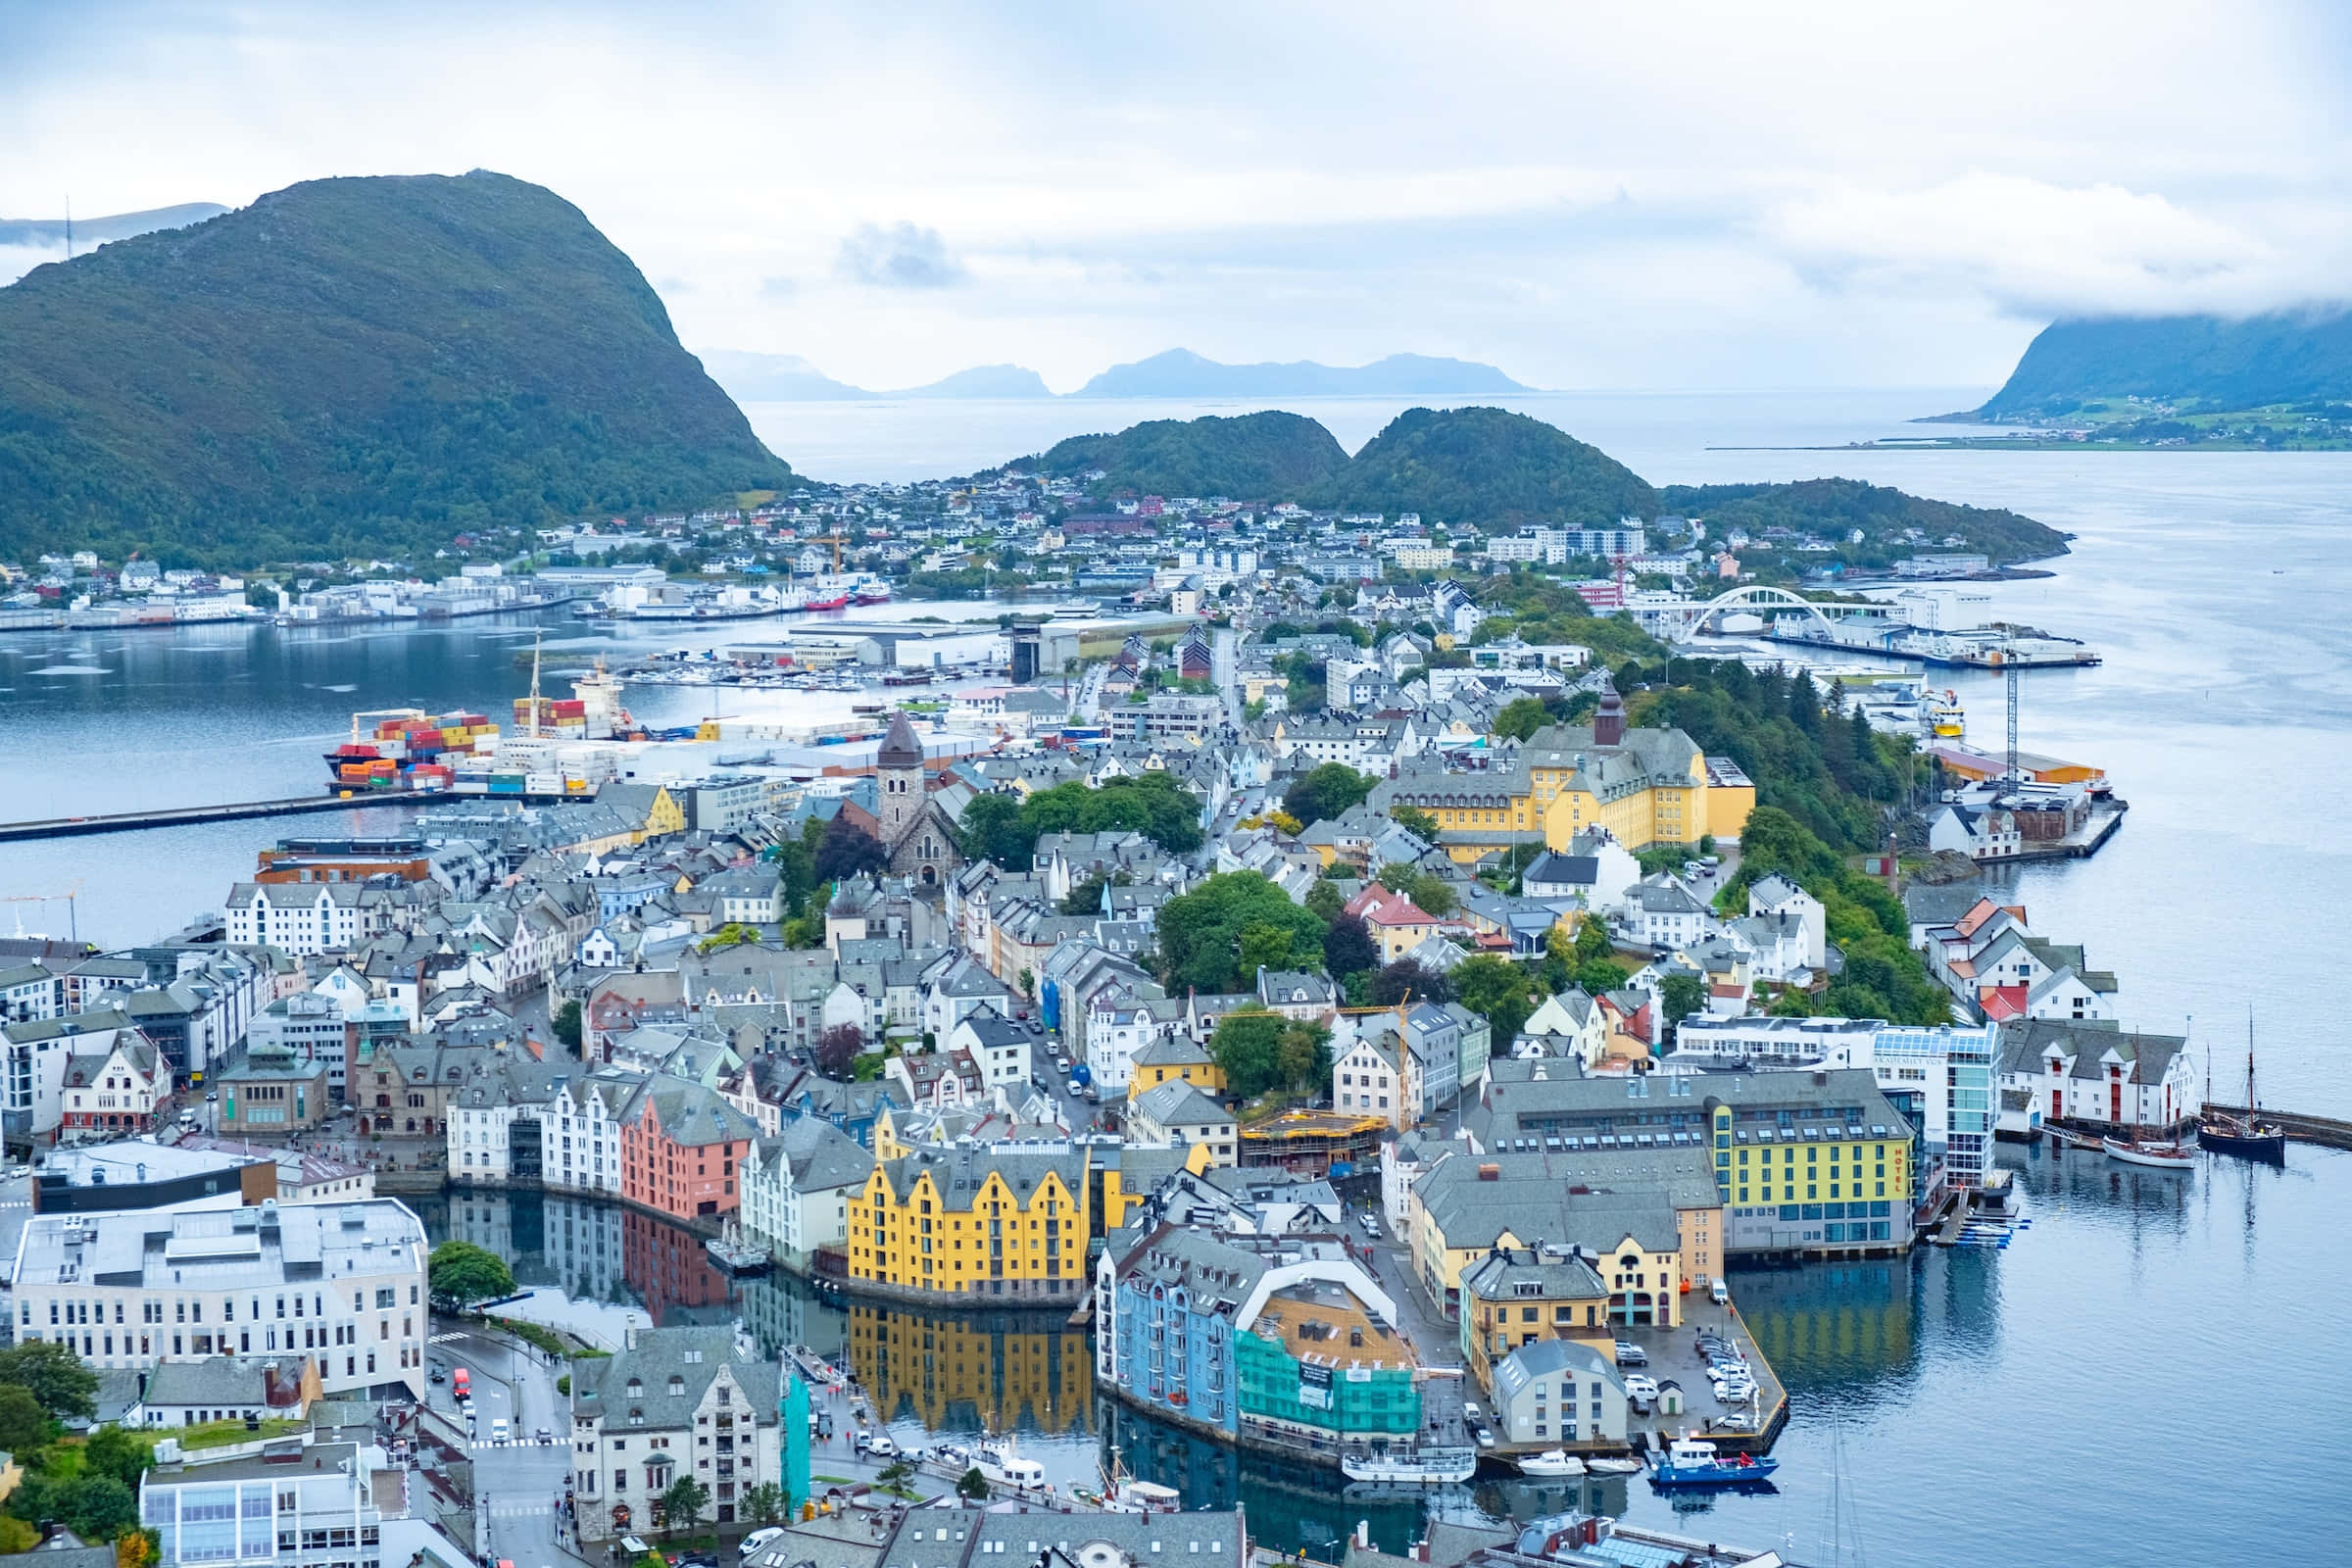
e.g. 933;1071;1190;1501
1623;1374;1659;1400
739;1529;785;1558
489;1417;510;1443
860;1433;898;1458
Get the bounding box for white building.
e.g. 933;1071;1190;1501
737;1118;873;1261
570;1325;782;1539
946;1007;1032;1095
11;1199;428;1401
447;1065;629;1198
224;884;369;956
1332;1032;1405;1130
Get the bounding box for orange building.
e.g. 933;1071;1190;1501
619;1075;761;1221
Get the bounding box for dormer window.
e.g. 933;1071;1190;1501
626;1378;644;1396
668;1376;685;1395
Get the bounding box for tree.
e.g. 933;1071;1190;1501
876;1458;916;1495
0;1340;96;1421
115;1531;154;1568
1577;958;1632;996
956;1468;991;1501
1370;959;1452;1006
1375;861;1456;917
1304;879;1345;922
1451;955;1546;1048
552;999;583;1052
1061;874;1108;916
816;1023;865;1077
1573;912;1616;964
0;1386;48;1455
427;1240;514;1310
1283;762;1376;827
658;1476;710;1535
958;792;1029;867
1208;1008;1332;1100
1322;914;1378;982
1659;974;1708;1039
1155;872;1327;994
1390;805;1442;843
1494;697;1555;741
81;1425;153;1491
814;816;886;883
57;1477;137;1542
742;1482;786;1526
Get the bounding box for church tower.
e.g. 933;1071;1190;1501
876;709;926;847
1592;676;1627;747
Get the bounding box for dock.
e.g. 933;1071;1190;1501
0;791;434;843
2204;1104;2352;1152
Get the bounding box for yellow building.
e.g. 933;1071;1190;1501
1125;1037;1227;1102
1456;1243;1615;1401
1410;1152;1696;1327
849;1145;1091;1301
595;782;688;845
1392;686;1754;864
1098;1142;1213;1230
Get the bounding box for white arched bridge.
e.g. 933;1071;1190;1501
1635;585;1895;642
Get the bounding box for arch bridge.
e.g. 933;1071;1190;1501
1643;585;1892;642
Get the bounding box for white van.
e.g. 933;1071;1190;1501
739;1529;785;1558
1710;1279;1730;1305
489;1416;509;1443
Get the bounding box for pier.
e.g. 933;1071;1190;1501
2205;1104;2352;1152
0;791;432;843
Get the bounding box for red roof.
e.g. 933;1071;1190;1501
1980;985;2028;1022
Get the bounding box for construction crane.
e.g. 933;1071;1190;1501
2005;656;2021;783
808;534;847;572
0;881;81;943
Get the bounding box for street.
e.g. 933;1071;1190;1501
427;1319;582;1568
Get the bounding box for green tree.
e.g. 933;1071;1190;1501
876;1458;916;1495
1370;959;1452;1006
1451;955;1546;1048
1236;919;1306;976
1658;974;1708;1038
657;1476;710;1536
0;1340;96;1421
552;999;583;1052
956;1468;991;1501
958;792;1030;867
741;1482;786;1526
1060;874;1108;916
56;1477;138;1542
1390;805;1442;843
427;1240;514;1309
1155;872;1327;994
0;1386;49;1455
1577;959;1632;996
1283;763;1376;827
1494;697;1554;741
1303;879;1345;922
1375;861;1457;917
1208;1009;1331;1100
81;1426;153;1490
1573;912;1616;965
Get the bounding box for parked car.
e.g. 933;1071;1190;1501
1710;1279;1731;1305
1623;1374;1659;1400
1613;1342;1647;1366
739;1530;785;1559
1358;1213;1381;1239
428;1368;446;1384
1472;1427;1495;1449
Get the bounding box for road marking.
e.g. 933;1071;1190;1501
429;1331;471;1345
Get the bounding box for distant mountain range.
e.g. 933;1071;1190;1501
0;202;229;250
704;346;1533;404
1966;308;2352;418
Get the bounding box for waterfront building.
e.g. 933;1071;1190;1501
1125;1035;1225;1102
1412;1153;1690;1326
737;1116;874;1263
448;1061;631;1198
10;1198;427;1401
1102;1224;1262;1436
1236;1271;1420;1455
1997;1019;2197;1135
570;1324;781;1542
1128;1080;1239;1166
1455;1243;1612;1402
1491;1336;1629;1447
619;1074;761;1221
222;882;372;957
847;1143;1089;1300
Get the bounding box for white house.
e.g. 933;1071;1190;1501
1745;873;1827;970
1128;1080;1238;1166
946;1006;1032;1095
1618;875;1716;953
1332;1032;1405;1130
569;1325;781;1540
1998;1020;2197;1134
738;1117;873;1261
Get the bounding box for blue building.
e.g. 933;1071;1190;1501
1103;1224;1266;1435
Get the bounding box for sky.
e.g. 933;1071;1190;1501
2;0;2348;393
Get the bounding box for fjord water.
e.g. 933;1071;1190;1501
5;387;2352;1562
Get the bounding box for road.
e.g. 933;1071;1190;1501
428;1320;584;1568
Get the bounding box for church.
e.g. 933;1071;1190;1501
876;710;966;887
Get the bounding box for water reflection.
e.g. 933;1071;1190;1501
848;1303;1092;1436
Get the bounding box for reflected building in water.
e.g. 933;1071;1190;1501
847;1302;1092;1435
428;1190;629;1303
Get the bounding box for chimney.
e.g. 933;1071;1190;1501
1477;1163;1499;1181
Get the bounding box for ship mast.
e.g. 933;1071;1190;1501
528;631;544;738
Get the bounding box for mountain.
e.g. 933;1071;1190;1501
1073;348;1532;399
1310;406;1654;527
0;171;790;566
699;350;876;401
1032;411;1348;498
1973;309;2352;418
1655;479;2069;567
0;202;230;250
897;364;1054;399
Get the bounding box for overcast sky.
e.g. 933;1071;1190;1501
3;0;2346;392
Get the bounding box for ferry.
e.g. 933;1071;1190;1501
1340;1446;1478;1485
1648;1438;1779;1488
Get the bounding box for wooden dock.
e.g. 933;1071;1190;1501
2205;1104;2352;1152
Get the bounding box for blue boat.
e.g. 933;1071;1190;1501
1650;1438;1780;1487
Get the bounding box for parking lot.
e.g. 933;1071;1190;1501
1619;1290;1784;1448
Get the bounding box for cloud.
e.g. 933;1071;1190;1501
834;221;966;288
759;275;798;300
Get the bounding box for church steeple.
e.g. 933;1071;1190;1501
1593;676;1626;747
878;710;925;771
877;709;925;846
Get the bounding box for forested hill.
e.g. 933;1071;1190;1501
1975;310;2352;417
0;171;791;566
1309;406;1656;527
1655;479;2069;567
1033;411;1349;498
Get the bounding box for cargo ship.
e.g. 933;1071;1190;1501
326;709;495;793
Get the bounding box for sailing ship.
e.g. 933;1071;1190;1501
2102;1135;2194;1170
2199;1015;2287;1164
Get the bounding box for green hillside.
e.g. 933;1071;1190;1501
1976;310;2352;418
1309;405;1657;527
1033;410;1348;498
0;171;791;566
1657;478;2068;567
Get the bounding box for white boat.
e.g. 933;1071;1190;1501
1516;1450;1586;1477
975;1438;1048;1492
1585;1456;1642;1475
2103;1136;2194;1170
1340;1446;1478;1485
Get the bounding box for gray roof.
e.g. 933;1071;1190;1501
0;1530;117;1568
772;1116;876;1195
1998;1018;2185;1082
1113;1221;1269;1318
1520;852;1597;888
873;1143;1087;1213
879;1502;1247;1568
1458;1243;1607;1305
1132;1079;1234;1129
1415;1152;1687;1254
570;1324;780;1429
1493;1334;1621;1402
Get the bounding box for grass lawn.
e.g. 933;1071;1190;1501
178;1418;304;1450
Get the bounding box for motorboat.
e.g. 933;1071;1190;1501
1340;1446;1478;1485
1516;1450;1586;1477
975;1438;1048;1493
2103;1136;2194;1170
1585;1456;1642;1475
1648;1438;1779;1488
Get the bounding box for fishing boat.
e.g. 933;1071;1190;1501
1928;689;1966;738
2103;1136;2194;1170
1648;1438;1779;1488
1516;1450;1586;1477
974;1437;1048;1493
2199;1017;2287;1164
1340;1446;1478;1485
